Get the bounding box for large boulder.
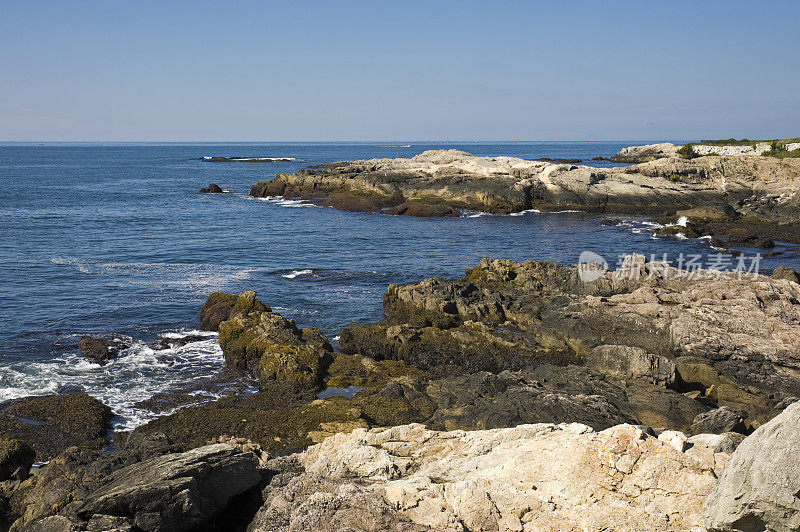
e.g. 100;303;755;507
704;401;800;531
588;344;676;386
0;393;112;460
216;291;333;390
198;292;241;331
279;422;720;531
77;444;261;532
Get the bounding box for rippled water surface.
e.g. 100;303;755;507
2;142;798;427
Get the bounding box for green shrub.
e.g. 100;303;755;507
677;144;700;159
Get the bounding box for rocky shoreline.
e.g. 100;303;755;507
249;144;800;247
3;255;800;530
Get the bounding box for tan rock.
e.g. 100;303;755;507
299;422;721;531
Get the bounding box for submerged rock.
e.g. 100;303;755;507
77;335;127;366
704;401;800;531
384;202;461;217
200;183;223;193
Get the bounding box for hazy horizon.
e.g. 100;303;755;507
2;0;798;142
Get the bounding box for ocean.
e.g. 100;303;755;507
2;141;796;429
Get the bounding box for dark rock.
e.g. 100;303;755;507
772;265;800;283
199;292;240;331
707;237;727;248
200;183;224;193
157;334;207;350
535;157;583;164
77;444;261;532
384;202;461;217
424;366;637;432
8;433;180;529
0;439;35;481
600;218;622;226
0;393;112;461
321;192;387;212
77;336;126;366
753;238;775;249
56;384;86;395
654;225;700;239
690;406;748;435
675;204;738;221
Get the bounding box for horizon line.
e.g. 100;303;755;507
0;138;688;144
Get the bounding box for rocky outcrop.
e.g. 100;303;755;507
340;255;800;429
142;254;800;457
250;422;722;531
77;336;127;366
250;149;800;227
610;142;679;162
246;455;426;532
704;401;800;531
0;393;113;461
214;290;333;389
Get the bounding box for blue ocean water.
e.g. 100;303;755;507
2;142;797;428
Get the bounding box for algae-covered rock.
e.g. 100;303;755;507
0;439;35;481
216;291;332;390
0;393;112;461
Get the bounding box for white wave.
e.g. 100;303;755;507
257;196;315;208
282;269;313;279
0;335;227;431
50;258;259;292
550;209;581;213
332;335;340;342
676;215;689;227
203;156;295;161
508;209;542;217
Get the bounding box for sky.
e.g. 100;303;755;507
1;0;798;142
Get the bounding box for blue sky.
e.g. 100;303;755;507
1;0;798;141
